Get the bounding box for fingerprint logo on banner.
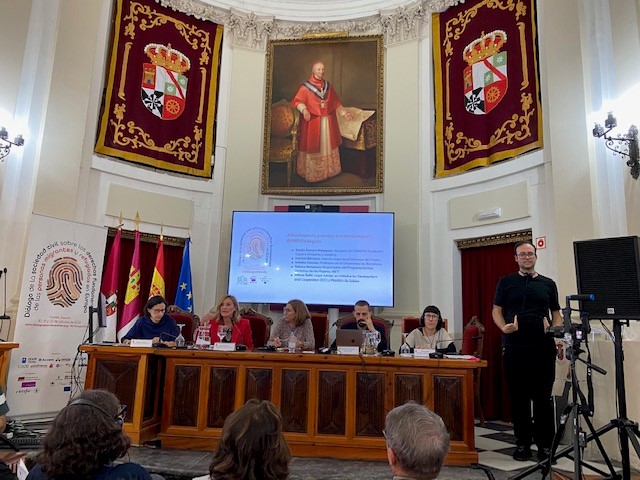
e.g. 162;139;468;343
46;257;83;307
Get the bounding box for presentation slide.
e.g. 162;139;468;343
228;211;394;306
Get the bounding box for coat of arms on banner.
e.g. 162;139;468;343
463;31;508;115
141;43;190;120
432;0;542;178
94;0;223;178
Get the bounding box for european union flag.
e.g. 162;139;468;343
174;239;194;313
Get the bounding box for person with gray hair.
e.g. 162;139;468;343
384;402;450;479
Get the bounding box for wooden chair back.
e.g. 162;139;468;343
166;305;199;342
310;313;329;349
239;307;273;348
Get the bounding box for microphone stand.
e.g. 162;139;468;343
319;321;338;354
0;268;8;341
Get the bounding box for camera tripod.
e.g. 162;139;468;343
510;332;615;479
511;302;640;479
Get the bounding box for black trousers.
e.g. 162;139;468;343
503;340;556;448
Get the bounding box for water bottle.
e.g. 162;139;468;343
400;333;411;356
288;333;297;353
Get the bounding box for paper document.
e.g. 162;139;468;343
337;107;375;141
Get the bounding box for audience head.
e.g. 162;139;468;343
384;402;450;479
420;305;443;331
39;389;130;479
283;299;310;327
145;295;168;323
215;295;240;323
210;399;291;480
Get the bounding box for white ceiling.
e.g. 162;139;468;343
198;0;419;21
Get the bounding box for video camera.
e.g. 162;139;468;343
545;294;594;346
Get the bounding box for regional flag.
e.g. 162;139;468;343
149;238;166;298
119;229;141;340
174;239;194;313
99;228;121;342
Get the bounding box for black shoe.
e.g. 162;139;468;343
537;447;550;461
513;445;532;461
537;447;556;464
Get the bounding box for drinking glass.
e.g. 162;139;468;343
217;325;226;343
195;325;211;349
175;324;185;348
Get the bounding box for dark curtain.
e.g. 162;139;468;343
461;242;518;421
104;234;184;321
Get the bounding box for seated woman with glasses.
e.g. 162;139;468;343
121;295;179;347
199;295;254;349
27;389;159;480
267;299;315;350
404;305;456;354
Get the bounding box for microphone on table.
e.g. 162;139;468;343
434;336;482;355
318;321;338;354
156;331;178;347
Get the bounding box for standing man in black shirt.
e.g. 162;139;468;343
493;241;562;462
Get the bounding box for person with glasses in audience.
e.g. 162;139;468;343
384;402;450;480
404;305;455;354
27;389;161;480
492;240;562;462
267;299;315;350
121;295;180;347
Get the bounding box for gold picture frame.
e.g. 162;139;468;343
262;35;384;195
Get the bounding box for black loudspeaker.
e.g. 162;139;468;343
574;236;640;319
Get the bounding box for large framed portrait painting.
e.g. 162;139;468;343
262;36;383;195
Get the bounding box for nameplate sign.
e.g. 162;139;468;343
413;348;434;358
337;346;360;355
213;342;236;352
130;339;153;348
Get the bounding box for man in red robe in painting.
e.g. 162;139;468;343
292;61;353;183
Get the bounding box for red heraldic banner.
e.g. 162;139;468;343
432;0;542;177
95;0;223;178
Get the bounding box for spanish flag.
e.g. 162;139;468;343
149;237;166;298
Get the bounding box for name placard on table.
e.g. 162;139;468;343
213;342;236;352
337;346;360;355
413;348;435;358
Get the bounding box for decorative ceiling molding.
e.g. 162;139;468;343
455;230;533;250
158;0;462;50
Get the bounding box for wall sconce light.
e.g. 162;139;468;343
592;112;639;179
0;126;24;161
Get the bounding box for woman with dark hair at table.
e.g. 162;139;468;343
27;389;159;480
404;305;455;353
121;295;179;347
208;399;291;480
199;295;254;349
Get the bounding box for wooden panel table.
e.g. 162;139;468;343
80;345;163;444
155;350;485;465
